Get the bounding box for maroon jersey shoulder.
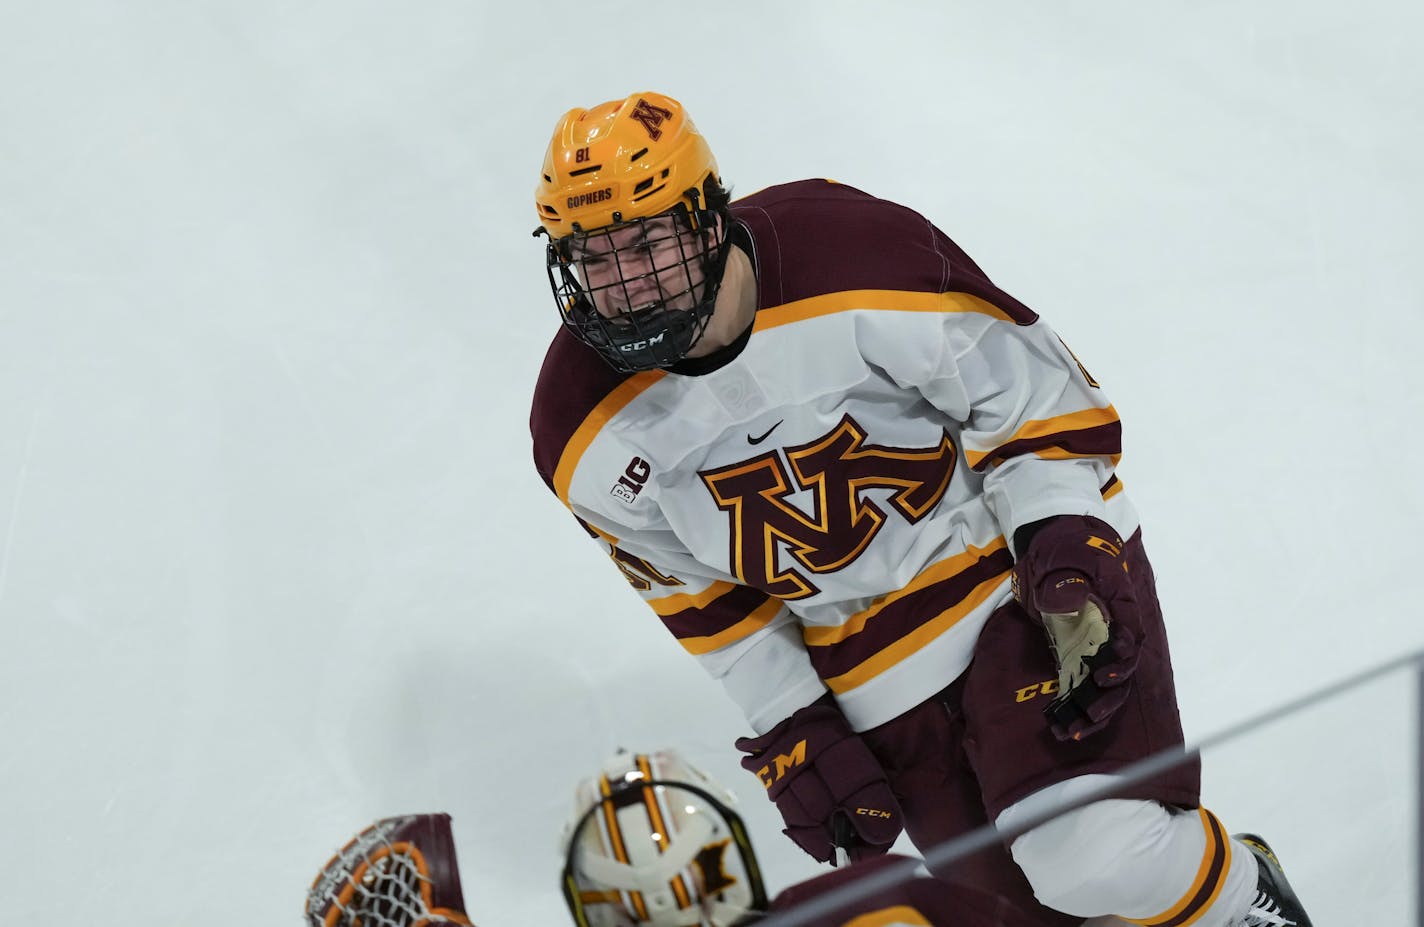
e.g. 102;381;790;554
730;179;1036;323
767;853;1043;927
529;326;636;494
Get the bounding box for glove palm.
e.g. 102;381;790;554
1014;515;1143;741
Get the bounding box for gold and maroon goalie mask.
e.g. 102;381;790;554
534;92;730;373
562;750;768;927
306;813;473;927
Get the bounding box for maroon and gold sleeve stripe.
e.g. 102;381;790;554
803;541;1013;693
731;180;1039;327
552;371;664;507
1124;808;1232;927
965;406;1123;472
529;327;664;511
753;289;1022;334
649;582;784;656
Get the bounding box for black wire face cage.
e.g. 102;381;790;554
544;198;730;373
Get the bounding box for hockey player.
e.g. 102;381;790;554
563;748;1046;927
528;92;1314;927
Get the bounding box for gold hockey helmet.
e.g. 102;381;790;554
535;92;722;237
533;92;732;372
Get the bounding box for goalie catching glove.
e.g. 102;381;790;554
306;813;473;927
1013;514;1144;742
735;695;902;865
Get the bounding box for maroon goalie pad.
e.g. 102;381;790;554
306;813;473;927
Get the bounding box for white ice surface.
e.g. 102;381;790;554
1;2;1421;924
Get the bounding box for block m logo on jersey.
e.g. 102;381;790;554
700;414;956;600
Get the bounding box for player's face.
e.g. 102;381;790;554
569;214;712;321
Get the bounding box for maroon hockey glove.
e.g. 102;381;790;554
1013;515;1143;742
735;696;903;865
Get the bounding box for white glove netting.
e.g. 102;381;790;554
306;817;467;927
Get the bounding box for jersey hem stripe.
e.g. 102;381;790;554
803;539;1008;646
819;570;1008;694
647;581;739;616
676;597;784;655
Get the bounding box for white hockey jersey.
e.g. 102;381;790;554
531;180;1138;734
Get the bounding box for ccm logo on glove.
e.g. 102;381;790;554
735;697;903;865
752;740;806;787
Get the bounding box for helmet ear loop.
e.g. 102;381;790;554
546;241;602;332
687;210;732;346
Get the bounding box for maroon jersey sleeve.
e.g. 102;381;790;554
530;326;636;495
730;180;1037;324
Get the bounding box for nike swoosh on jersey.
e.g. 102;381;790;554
748;420;784;445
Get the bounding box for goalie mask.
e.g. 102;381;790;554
561;750;768;927
534;92;732;373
